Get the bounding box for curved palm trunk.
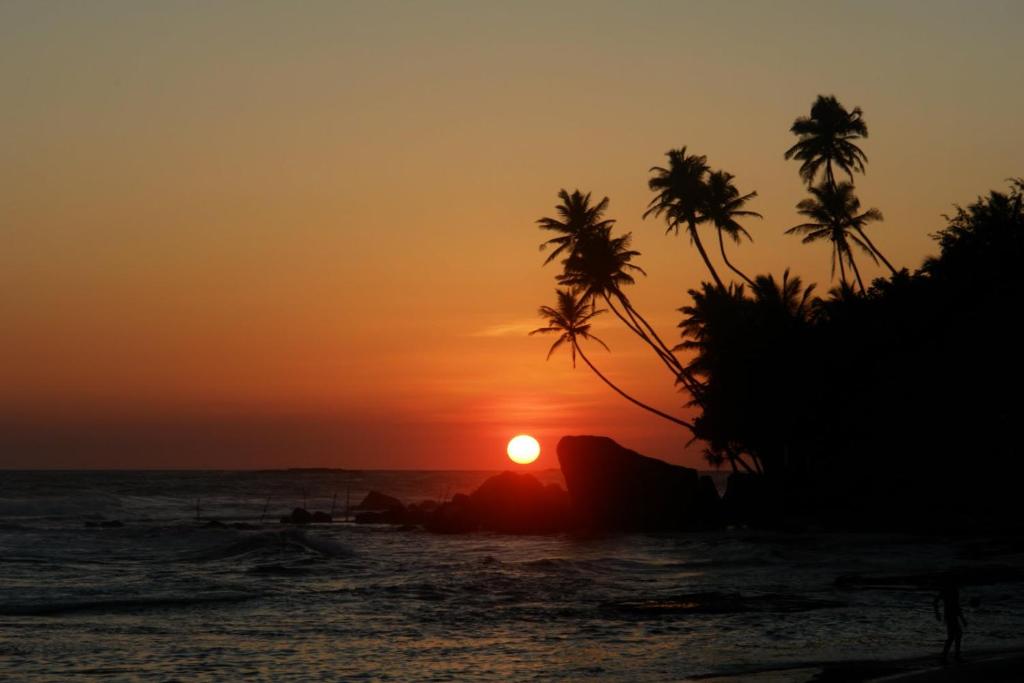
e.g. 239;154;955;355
614;291;706;401
688;220;726;290
574;342;695;431
602;293;681;376
847;250;867;293
854;227;897;274
612;291;684;372
716;228;755;287
836;245;849;289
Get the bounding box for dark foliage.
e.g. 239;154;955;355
683;181;1024;523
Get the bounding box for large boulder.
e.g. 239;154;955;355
355;491;404;511
280;507;313;525
426;472;570;534
557;435;721;531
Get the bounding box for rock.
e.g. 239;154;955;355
311;511;333;523
355;491;404;511
557;435;720;531
426;472;570;534
280;508;313;525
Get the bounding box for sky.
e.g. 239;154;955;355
2;0;1022;469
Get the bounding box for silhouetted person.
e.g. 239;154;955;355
934;577;966;663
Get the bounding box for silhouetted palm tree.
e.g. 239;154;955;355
785;95;897;274
536;189;615;265
645;148;726;289
751;269;816;321
532;289;694;430
536;192;696;388
703;170;761;287
786;182;881;291
785;95;868;187
558;229;646;303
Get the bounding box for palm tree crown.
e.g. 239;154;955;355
530;289;608;367
558;229;646;303
645;147;727;289
703;170;762;286
786;181;882;290
536;189;615;265
645;147;710;233
785;95;868;186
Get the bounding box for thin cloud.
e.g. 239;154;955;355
471;320;540;337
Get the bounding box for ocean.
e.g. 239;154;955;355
1;469;1022;681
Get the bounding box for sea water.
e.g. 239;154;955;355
1;470;1022;681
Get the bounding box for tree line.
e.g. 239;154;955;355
531;95;1022;490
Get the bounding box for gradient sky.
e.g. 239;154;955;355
3;0;1022;469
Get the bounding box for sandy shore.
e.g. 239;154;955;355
691;645;1024;682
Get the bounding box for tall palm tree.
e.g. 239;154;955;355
785;94;869;187
645;148;726;289
558;227;694;385
785;95;897;274
786;182;881;292
531;289;694;430
703;170;762;287
536;189;615;265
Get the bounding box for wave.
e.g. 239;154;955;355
0;591;259;617
0;494;123;519
185;527;353;561
603;591;846;617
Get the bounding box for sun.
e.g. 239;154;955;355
506;434;540;465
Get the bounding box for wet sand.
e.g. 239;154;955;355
691;645;1024;682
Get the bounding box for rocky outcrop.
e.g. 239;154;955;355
280;507;313;524
426;472;570;534
355;491;404;511
557;435;721;531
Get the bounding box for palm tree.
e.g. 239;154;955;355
703;170;762;287
785;95;897;274
645;148;726;289
557;227;696;388
750;269;816;321
531;289;694;430
558;229;646;304
536;189;615;266
785;94;869;187
786;182;882;292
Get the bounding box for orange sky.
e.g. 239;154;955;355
2;1;1022;469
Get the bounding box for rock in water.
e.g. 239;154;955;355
557;435;720;531
281;508;313;525
426;472;570;534
355;491;404;511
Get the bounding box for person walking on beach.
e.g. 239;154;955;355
934;577;966;663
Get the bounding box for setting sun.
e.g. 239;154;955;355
506;434;540;465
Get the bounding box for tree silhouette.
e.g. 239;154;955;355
785;94;868;187
531;289;694;430
645;148;726;289
703;170;762;287
536;191;701;395
786;181;882;292
536;189;615;265
786;95;897;274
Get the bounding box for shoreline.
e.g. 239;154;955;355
689;645;1024;682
